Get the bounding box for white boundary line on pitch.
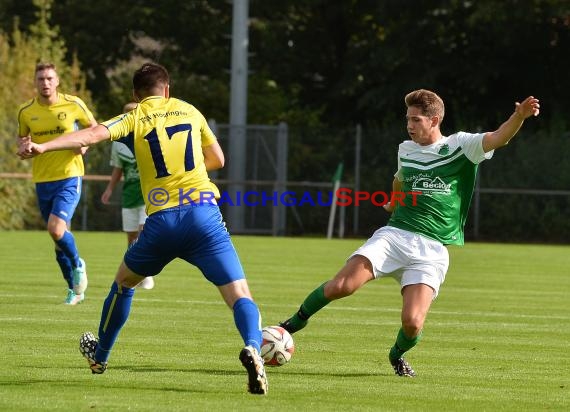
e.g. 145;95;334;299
0;294;568;321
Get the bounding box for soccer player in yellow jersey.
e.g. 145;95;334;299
19;62;268;395
17;62;96;305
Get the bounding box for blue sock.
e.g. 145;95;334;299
55;249;74;289
54;231;80;268
95;282;135;363
233;297;262;352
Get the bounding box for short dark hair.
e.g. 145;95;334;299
35;62;56;73
133;62;169;94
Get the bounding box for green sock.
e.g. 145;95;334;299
289;282;330;329
389;328;422;362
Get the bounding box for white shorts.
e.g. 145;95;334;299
122;205;147;232
349;226;449;298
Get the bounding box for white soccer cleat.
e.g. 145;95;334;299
239;346;268;395
72;258;88;295
64;289;84;305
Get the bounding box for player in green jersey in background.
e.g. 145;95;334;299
279;89;540;377
101;102;153;289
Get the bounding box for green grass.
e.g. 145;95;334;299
0;231;568;411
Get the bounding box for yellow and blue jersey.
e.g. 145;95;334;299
102;96;220;215
18;92;95;183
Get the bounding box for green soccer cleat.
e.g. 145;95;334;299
79;332;107;374
239;346;268;395
64;289;84;305
72;258;88;295
278;317;308;334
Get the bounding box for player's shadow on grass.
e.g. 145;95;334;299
112;365;243;375
112;365;390;378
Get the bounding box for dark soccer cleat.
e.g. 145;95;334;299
239;346;268;395
79;332;107;374
278;317;307;334
390;357;416;377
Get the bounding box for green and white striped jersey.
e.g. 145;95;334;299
388;132;493;245
110;141;145;209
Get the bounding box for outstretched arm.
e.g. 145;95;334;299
73;117;99;156
18;124;110;159
482;96;540;153
383;177;403;213
101;167;123;205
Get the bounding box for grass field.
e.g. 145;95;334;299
0;231;568;411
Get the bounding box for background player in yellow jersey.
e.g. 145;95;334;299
100;102;153;290
17;62;96;305
19;62;268;395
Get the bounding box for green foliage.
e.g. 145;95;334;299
1;0;569;130
29;0;64;63
0;232;568;410
0;179;43;230
0;19;37;149
472;129;570;242
0;1;569;241
0;0;96;230
0;19;42;229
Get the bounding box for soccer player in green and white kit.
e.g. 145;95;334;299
101;102;153;289
279;89;540;376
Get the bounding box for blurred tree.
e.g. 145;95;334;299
46;0;233;120
2;0;569;130
1;0;569;239
0;0;96;229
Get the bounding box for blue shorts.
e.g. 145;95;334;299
35;177;82;223
124;204;245;286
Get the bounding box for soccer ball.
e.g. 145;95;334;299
260;325;295;366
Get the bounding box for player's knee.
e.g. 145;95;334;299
326;263;372;300
46;217;67;240
401;316;424;337
117;277;140;289
325;278;356;299
114;261;142;288
47;226;65;240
